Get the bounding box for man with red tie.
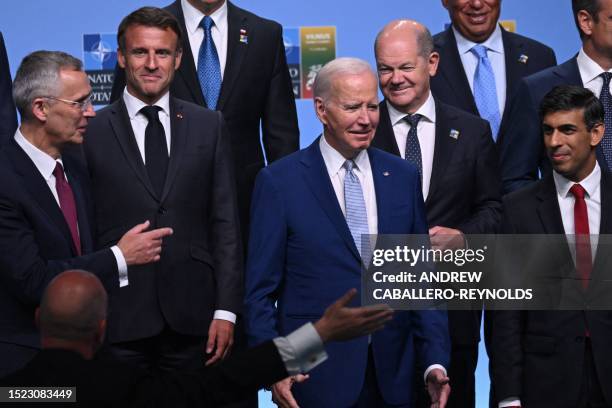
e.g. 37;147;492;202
492;85;612;407
0;50;173;377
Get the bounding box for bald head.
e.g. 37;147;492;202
39;270;107;343
374;19;439;114
374;19;434;59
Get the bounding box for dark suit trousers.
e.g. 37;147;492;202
351;347;410;408
576;339;609;408
106;326;204;372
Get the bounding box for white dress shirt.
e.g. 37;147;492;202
554;163;601;262
122;88;236;324
181;0;228;79
453;24;507;118
14;129;128;287
318;135;446;382
577;47;612;98
273;322;328;375
500;164;602;408
123;89;172;163
386;91;436;200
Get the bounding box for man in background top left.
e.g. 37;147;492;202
0;31;17;142
0;50;173;377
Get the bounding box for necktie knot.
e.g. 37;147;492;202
405;113;422;128
140;105;162;123
470;44;489;59
601;72;612;87
570;183;587;200
53;162;65;181
200;15;214;33
343;159;356;173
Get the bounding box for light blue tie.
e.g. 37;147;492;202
198;16;222;110
471;44;501;141
343;160;371;265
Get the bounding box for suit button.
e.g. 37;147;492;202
158;207;167;215
575;336;584;343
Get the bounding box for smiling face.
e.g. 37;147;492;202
43;69;95;149
376;28;439;114
118;24;182;105
543;108;603;182
315;71;380;159
443;0;501;43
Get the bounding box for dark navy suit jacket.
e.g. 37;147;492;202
0;32;17;143
430;25;557;194
0;140;117;374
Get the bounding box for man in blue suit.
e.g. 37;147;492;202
502;0;612;191
245;57;450;408
430;0;556;194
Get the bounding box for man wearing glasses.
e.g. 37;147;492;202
0;50;173;376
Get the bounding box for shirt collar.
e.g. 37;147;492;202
181;0;228;35
453;23;504;55
319;133;369;176
122;88;171;120
553;162;601;199
14;128;62;182
577;47;612;86
386;91;437;127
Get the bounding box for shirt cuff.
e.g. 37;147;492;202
272;322;328;375
110;245;128;287
213;310;237;324
499;397;521;407
424;364;447;383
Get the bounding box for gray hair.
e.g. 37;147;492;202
13;50;83;119
313;57;375;102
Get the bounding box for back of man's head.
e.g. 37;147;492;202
38;270;108;358
12;50;82;121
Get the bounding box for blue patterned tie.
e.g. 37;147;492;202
198;16;222;110
471;44;501;141
404;113;423;184
599;72;612;169
343;160;371;265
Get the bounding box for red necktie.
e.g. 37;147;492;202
53;162;81;256
569;184;591;290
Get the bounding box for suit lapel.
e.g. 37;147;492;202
5;141;76;254
535;175;566;234
168;0;206;106
300;139;361;261
426;101;459;205
374;102;402;156
217;2;248;111
498;28;527;144
107;100;158;201
592;171;612;276
435;28;479;115
161;98;187;201
369;149;393;235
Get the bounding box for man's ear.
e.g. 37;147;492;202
117;48;127;69
591;122;604;147
314;97;328;126
577;9;595;38
31;98;48;123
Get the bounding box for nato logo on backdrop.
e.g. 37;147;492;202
83;34;117;106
